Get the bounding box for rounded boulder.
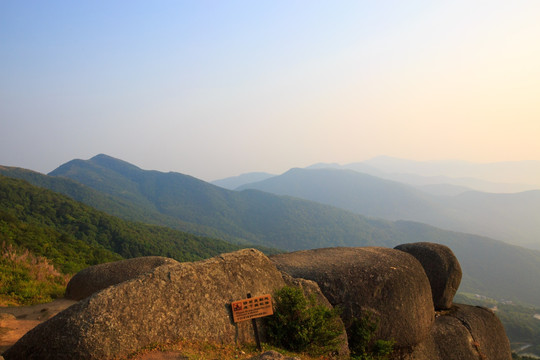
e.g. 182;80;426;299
394;242;462;310
65;256;180;300
4;249;287;360
271;247;435;349
409;303;512;360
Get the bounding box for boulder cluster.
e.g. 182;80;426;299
2;243;511;360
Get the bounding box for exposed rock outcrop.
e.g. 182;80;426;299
449;304;512;360
4;249;286;360
3;244;512;360
410;304;512;360
395;242;462;310
271;247;435;350
65;256;179;300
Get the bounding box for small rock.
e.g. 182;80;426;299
0;313;16;321
247;350;300;360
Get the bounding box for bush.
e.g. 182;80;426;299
0;242;68;305
348;312;394;360
265;286;344;356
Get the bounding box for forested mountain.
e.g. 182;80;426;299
237;167;440;220
0;175;245;272
0;165;258;244
13;153;536;306
47;154;398;250
237;167;540;249
0;174;253;304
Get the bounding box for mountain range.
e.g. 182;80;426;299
214;156;540;193
235;167;540;250
1;154;540;307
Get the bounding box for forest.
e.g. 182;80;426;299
0;175;245;304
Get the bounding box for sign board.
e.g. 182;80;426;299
231;294;273;323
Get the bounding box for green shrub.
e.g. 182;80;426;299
348;312;394;360
0;242;68;305
265;286;344;356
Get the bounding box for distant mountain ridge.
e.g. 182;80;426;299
211;172;275;190
3;154;540;306
364;156;540;185
213;157;540;193
358;156;540;192
237;167;540;249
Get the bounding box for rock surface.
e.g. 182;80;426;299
395;242;462;310
65;256;179;300
3;249;286;360
271;247;435;350
449;304;512;360
409;304;512;360
3;244;512;360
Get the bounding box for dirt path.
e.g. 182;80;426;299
0;298;77;353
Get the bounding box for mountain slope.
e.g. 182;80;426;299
39;154;540;306
0;165;252;243
0;174;245;273
393;221;540;305
211;172;275;190
237;167;540;249
48;154;396;249
237;167;441;220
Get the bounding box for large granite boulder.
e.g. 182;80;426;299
65;256;179;300
271;247;435;350
3;249;286;360
409;304;512;360
395;242;462;310
449;304;512;360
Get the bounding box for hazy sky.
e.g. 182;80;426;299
2;1;539;181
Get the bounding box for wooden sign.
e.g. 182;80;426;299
231;294;273;323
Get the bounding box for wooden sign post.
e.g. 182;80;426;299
231;293;273;351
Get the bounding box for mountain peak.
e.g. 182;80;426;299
88;154;141;171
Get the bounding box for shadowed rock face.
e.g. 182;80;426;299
4;249;286;360
395;242;462;310
271;247;435;349
410;304;512;360
65;256;179;300
449;304;512;360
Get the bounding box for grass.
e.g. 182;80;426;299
124;339;333;360
0;241;70;306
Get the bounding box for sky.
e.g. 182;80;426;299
1;1;540;181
